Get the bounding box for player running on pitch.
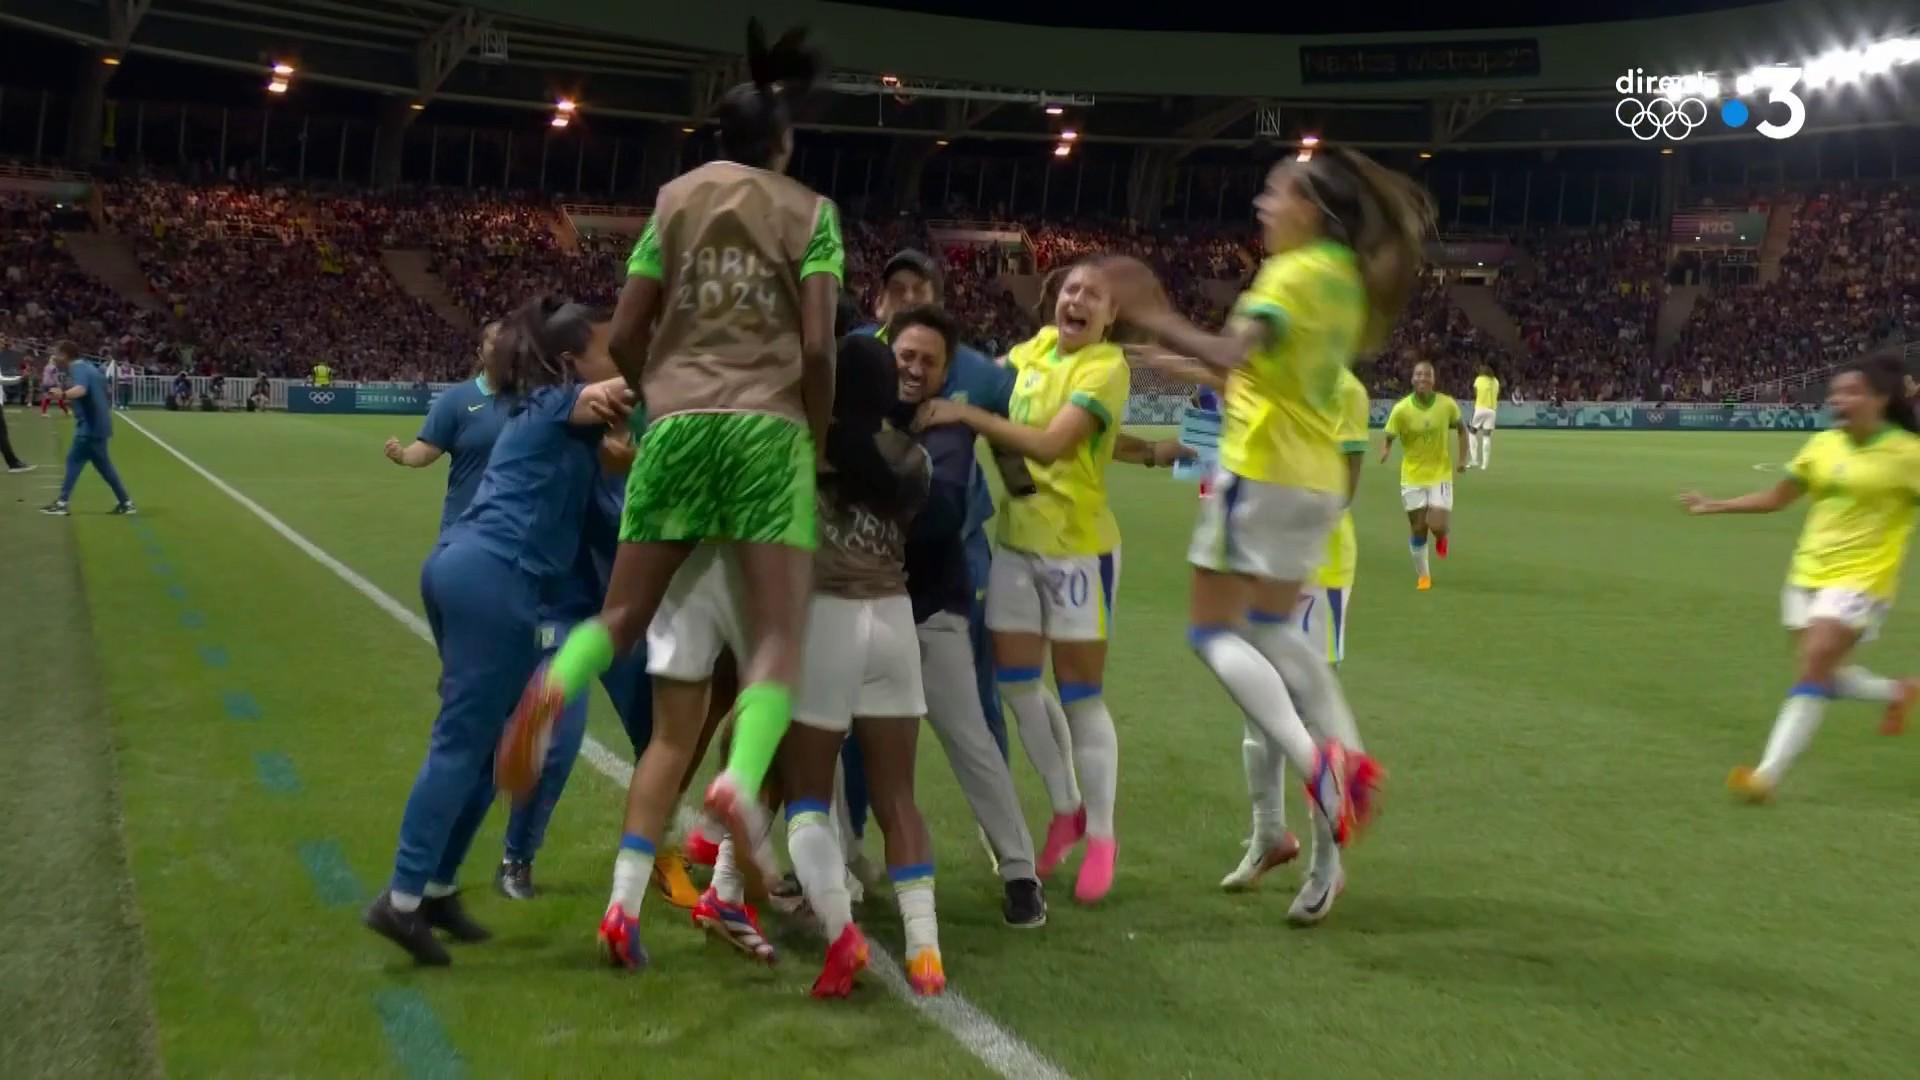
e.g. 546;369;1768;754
1382;359;1468;591
1681;350;1920;802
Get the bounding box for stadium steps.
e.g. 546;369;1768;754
1447;283;1525;358
380;249;473;330
61;230;166;314
1655;284;1705;360
1758;201;1795;285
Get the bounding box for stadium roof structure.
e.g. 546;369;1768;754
3;0;1916;151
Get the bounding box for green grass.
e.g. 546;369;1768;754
22;410;1920;1078
0;415;158;1079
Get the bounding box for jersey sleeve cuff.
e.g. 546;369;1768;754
1069;391;1113;430
1235;301;1289;336
1340;439;1369;453
799;260;844;284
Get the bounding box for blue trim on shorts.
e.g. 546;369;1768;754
1248;609;1288;625
1220;472;1243;559
1097;552;1117;628
1327;587;1346;660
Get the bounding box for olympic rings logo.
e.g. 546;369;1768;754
308;391;335;404
1615;96;1707;140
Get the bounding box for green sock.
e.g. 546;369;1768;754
549;619;614;699
726;682;792;794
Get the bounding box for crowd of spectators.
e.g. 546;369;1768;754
1677;181;1920;401
4;177;1917;404
107;180;477;381
1493;223;1665;402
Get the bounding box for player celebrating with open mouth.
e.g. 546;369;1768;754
914;259;1133;904
1681;349;1920;802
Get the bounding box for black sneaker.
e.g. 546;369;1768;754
421;891;492;943
1003;878;1047;928
494;859;537;901
38;501;69;516
110;502;137;516
362;892;451;966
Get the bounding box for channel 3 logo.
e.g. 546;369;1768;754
1614;67;1805;142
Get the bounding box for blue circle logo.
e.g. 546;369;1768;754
1721;99;1750;128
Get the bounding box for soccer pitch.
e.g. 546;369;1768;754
9;411;1920;1078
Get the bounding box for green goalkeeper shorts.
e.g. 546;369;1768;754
620;411;816;550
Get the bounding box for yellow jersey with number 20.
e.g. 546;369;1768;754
998;325;1130;557
1219;241;1366;495
1386;393;1463;487
1317;368;1371;590
1786;426;1920;600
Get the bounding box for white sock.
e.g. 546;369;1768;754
1061;690;1118;838
423;881;455;900
1835;665;1898;703
611;836;656;918
713;836;744;905
389;890;422;913
1480;433;1492;469
1002;678;1081;814
1042;689;1083;805
1756;687;1828;783
1248;619;1365;754
833;759;861;861
1242;723;1286;843
1468;432;1481;467
787;807;852;938
1190;628;1319;777
1410;537;1430;578
892;867;939;955
1308;802;1343;880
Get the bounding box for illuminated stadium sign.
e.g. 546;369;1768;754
1300;39;1541;83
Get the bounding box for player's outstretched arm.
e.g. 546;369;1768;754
1678;479;1801;515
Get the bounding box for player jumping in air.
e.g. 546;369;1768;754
502;20;842;969
1681;349;1920;802
1382;359;1468;590
1469;362;1499;469
1120;145;1426;923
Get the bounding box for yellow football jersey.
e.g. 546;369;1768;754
1386;393;1463;487
1786;427;1920;599
1474;374;1500;411
998;325;1129;557
1316;369;1370;590
1219;241;1366;494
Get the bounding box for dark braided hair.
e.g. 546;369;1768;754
484;295;598;406
824;334;917;515
716;20;824;168
1839;346;1918;434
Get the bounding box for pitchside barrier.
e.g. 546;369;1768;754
41;379;1823;432
1128;396;1828;431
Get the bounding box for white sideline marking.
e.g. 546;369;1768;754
1751;462;1782;473
123;414;1070;1080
